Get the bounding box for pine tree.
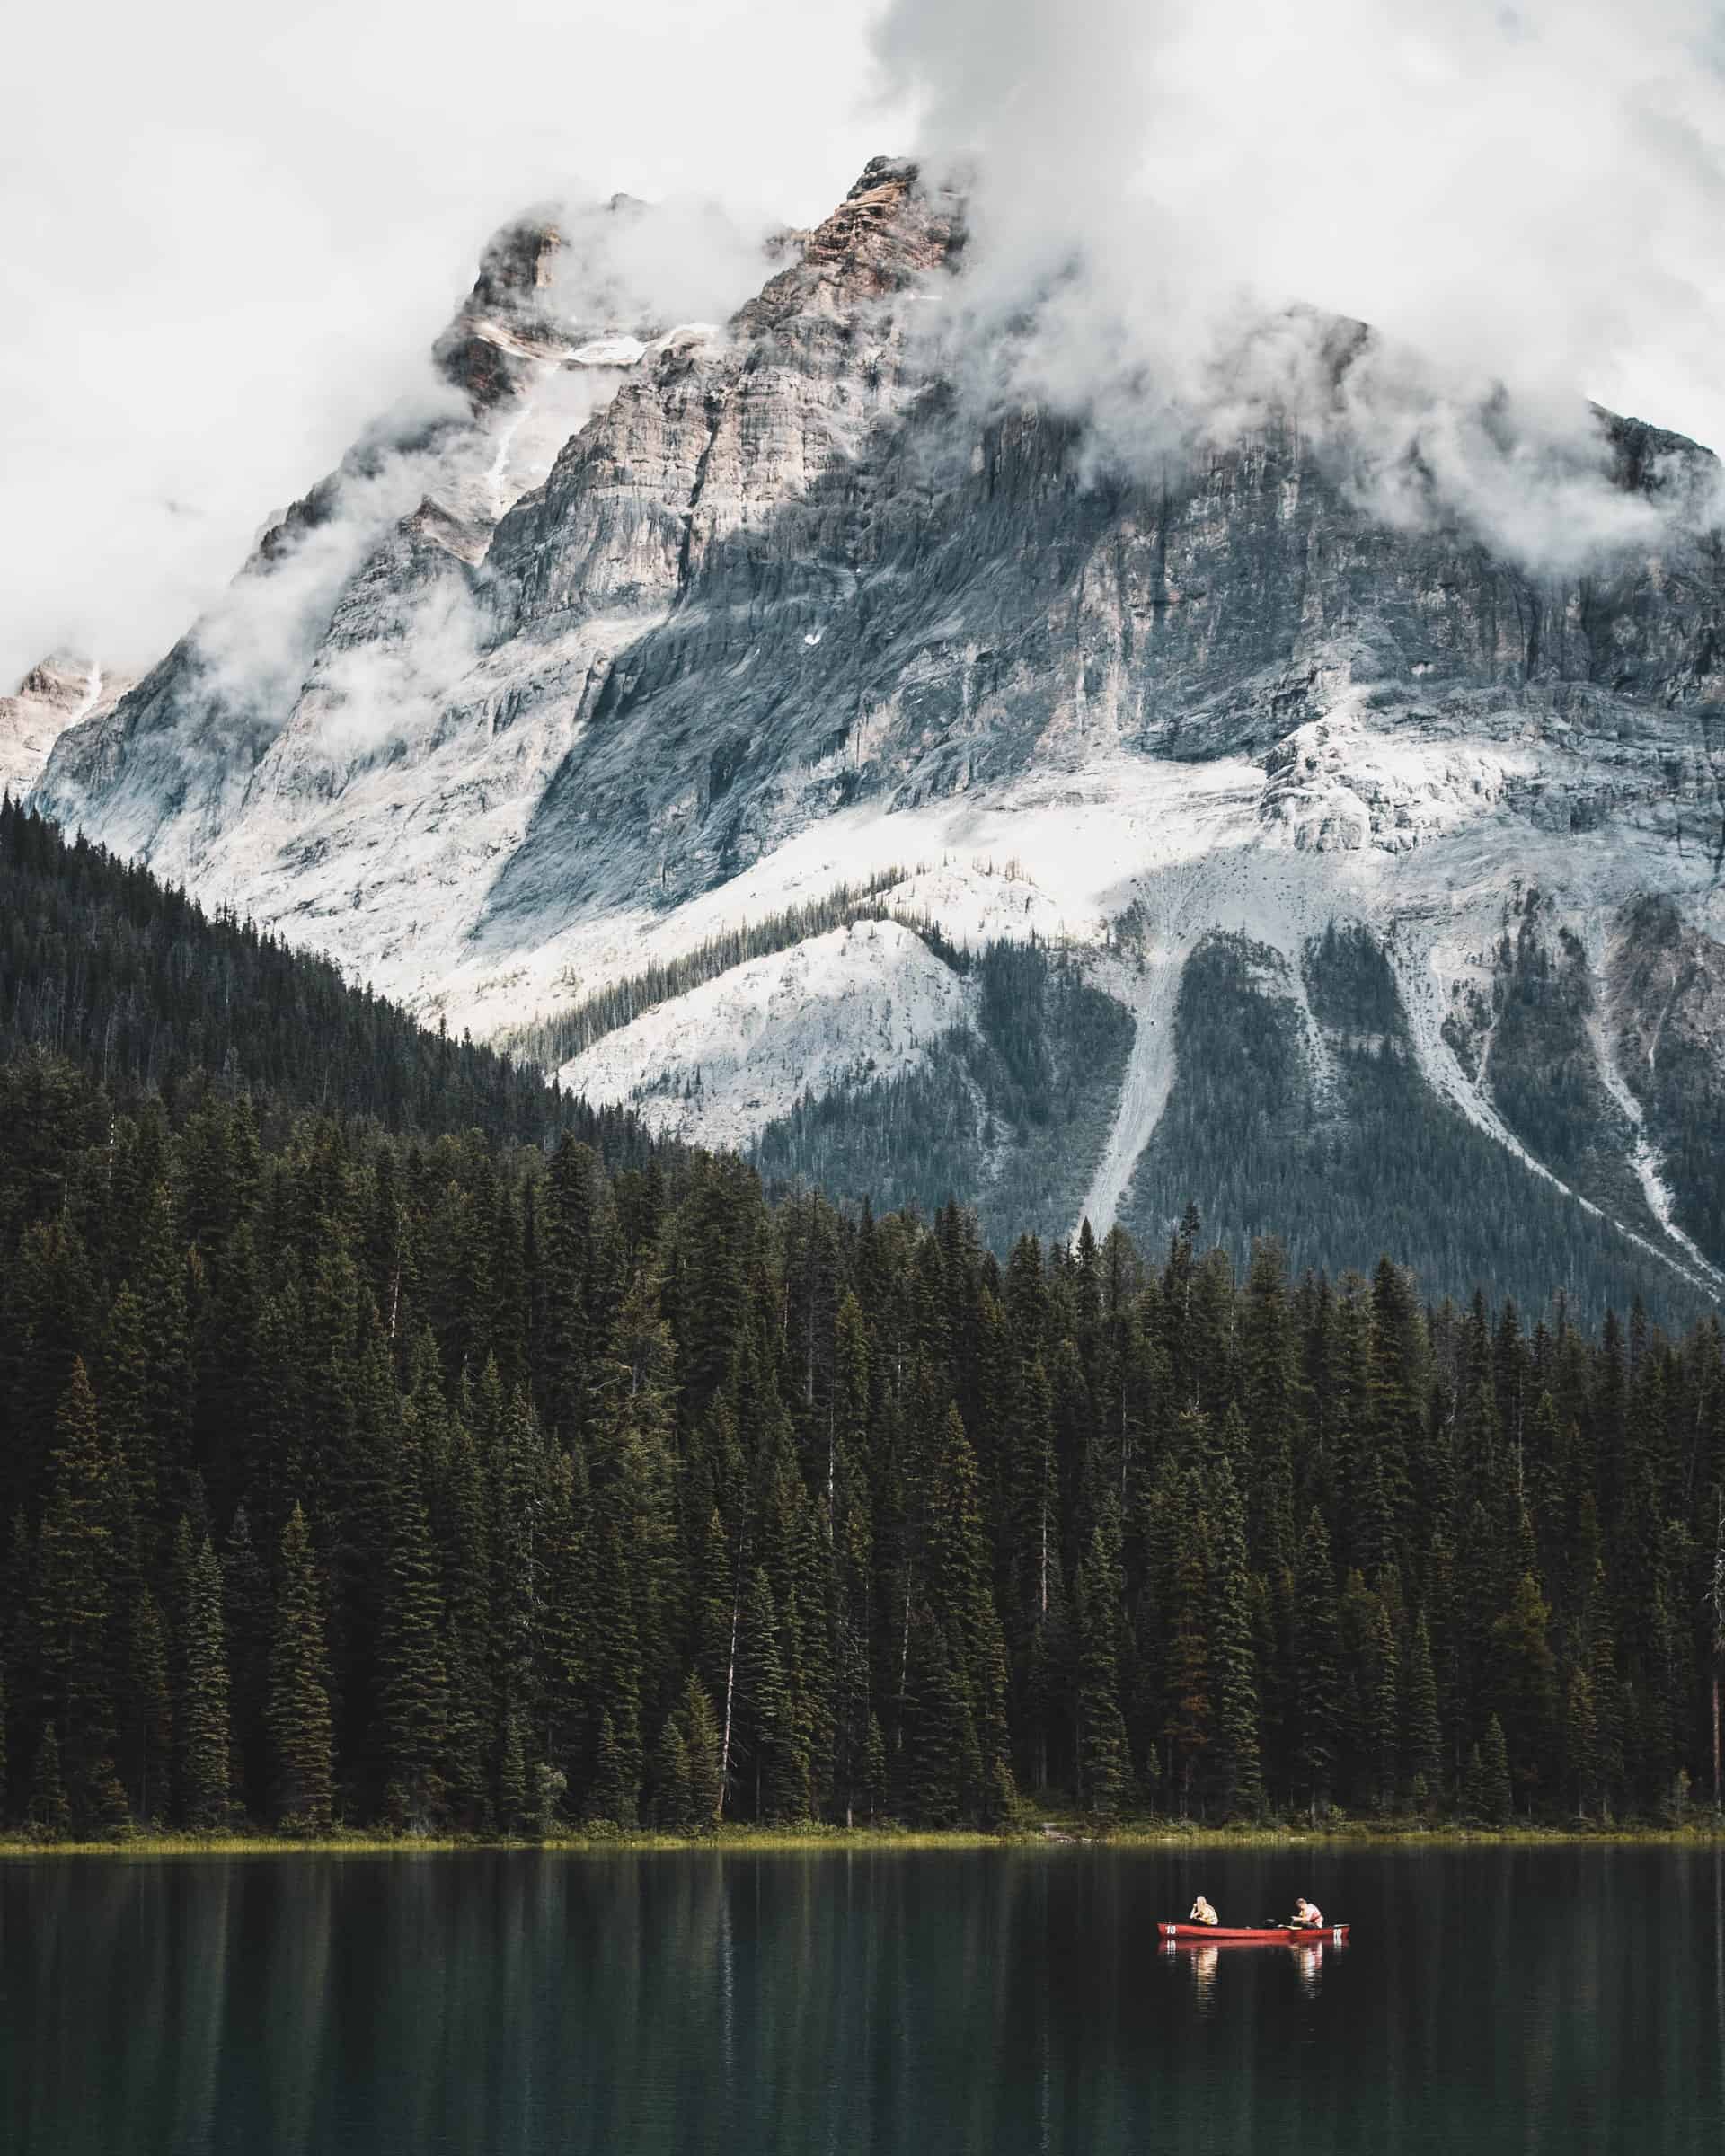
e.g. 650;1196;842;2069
1563;1664;1601;1820
903;1608;972;1826
29;1720;71;1841
586;1710;634;1826
681;1674;722;1827
1402;1609;1445;1810
35;1359;122;1828
378;1420;449;1826
267;1506;334;1830
863;1713;889;1823
1486;1571;1559;1815
648;1715;694;1830
221;1503;273;1816
1074;1508;1132;1819
1292;1510;1345;1815
124;1590;172;1823
1477;1713;1513;1826
1206;1462;1262;1818
739;1566;804;1823
179;1537;231;1830
925;1405;1016;1819
1162;1549;1213;1816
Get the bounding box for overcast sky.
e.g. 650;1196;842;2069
7;0;1724;689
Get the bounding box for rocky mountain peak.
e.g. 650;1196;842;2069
739;155;960;331
30;154;1725;1320
0;657;133;799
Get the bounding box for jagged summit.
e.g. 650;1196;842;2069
30;155;1725;1316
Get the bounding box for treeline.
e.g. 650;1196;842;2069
502;869;914;1072
0;795;601;1148
3;1045;1722;1839
1121;926;1712;1328
754;937;1133;1252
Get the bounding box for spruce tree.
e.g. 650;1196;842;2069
221;1503;273;1816
863;1713;888;1824
586;1710;634;1826
649;1715;694;1830
35;1359;121;1828
681;1675;723;1826
124;1590;172;1823
179;1537;231;1830
1402;1610;1445;1810
1563;1664;1600;1820
267;1506;334;1830
30;1720;71;1841
1075;1513;1132;1819
1292;1510;1344;1815
1486;1572;1559;1813
1206;1462;1263;1818
739;1566;803;1823
1478;1713;1513;1826
378;1422;449;1826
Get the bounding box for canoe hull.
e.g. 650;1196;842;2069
1159;1922;1349;1944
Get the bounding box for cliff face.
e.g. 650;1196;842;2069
34;158;1725;1314
0;658;132;798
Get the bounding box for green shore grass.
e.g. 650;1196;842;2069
4;1816;1723;1860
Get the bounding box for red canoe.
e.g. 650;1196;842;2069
1159;1922;1349;1944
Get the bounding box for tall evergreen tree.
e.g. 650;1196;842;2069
34;1360;125;1829
179;1537;231;1830
124;1589;172;1823
1074;1511;1131;1818
378;1422;449;1825
267;1505;335;1830
1292;1510;1345;1815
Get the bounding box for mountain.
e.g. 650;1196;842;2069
0;658;132;799
33;158;1725;1319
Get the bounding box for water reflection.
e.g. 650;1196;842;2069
1;1847;1721;2156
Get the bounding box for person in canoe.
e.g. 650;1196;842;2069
1289;1895;1324;1929
1188;1895;1220;1927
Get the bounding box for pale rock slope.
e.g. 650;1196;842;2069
35;158;1725;1314
1;658;133;798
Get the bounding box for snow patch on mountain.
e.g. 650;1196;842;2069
557;918;973;1148
1588;1002;1725;1291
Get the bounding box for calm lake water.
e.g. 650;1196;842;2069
3;1844;1721;2154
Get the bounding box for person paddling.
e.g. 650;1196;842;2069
1188;1895;1220;1927
1289;1895;1324;1929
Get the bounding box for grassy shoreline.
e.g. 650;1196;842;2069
4;1816;1724;1860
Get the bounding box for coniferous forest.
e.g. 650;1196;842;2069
3;799;1723;1840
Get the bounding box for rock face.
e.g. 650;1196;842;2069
34;157;1725;1315
0;658;132;799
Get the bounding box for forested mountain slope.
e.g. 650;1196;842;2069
1;813;1721;1839
0;795;642;1155
4;1049;1721;1841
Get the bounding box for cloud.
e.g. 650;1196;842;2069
1;0;898;691
15;0;1725;698
877;0;1725;568
156;187;787;767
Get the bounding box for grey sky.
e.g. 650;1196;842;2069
7;0;1724;687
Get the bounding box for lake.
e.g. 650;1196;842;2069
3;1844;1721;2153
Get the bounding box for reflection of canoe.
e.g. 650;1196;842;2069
1159;1922;1349;1944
